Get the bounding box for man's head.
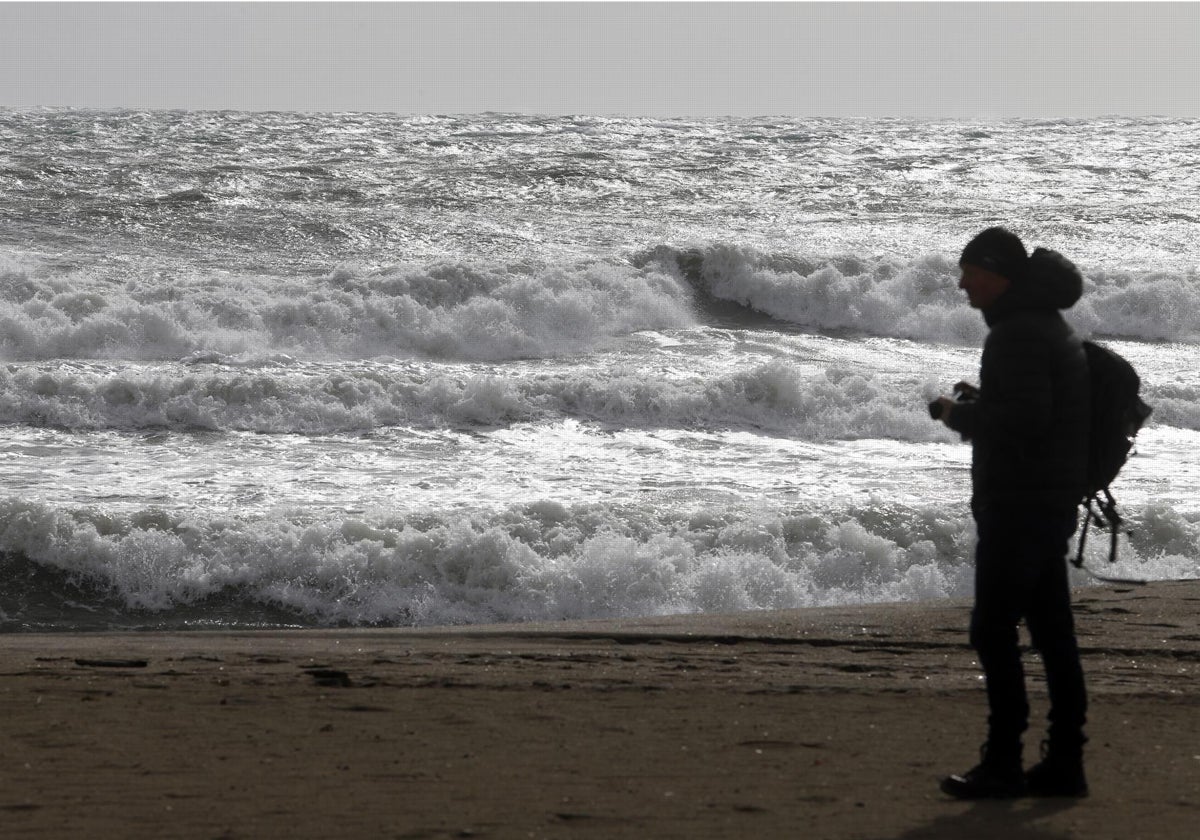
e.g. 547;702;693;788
958;227;1027;309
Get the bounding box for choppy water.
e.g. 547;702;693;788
2;110;1197;630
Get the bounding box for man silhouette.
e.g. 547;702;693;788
934;227;1090;799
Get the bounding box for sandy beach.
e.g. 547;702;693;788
3;581;1199;839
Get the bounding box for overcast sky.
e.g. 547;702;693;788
2;1;1197;118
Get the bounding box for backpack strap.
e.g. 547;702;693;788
1074;489;1149;584
1074;489;1126;568
1072;496;1094;570
1100;489;1122;565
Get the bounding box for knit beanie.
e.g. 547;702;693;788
960;227;1028;281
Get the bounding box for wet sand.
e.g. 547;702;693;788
3;581;1199;839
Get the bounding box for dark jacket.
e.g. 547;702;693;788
946;256;1090;515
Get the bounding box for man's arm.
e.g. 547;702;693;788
964;323;1054;444
941;324;1053;443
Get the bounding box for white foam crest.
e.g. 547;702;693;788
0;360;957;440
0;259;696;362
1070;270;1200;342
1144;383;1200;431
0;496;976;626
655;244;1200;345
4;495;1196;627
1081;503;1200;584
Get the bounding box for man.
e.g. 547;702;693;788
933;227;1091;799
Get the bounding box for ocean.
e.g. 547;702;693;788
1;109;1197;631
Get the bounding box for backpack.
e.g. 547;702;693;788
1072;340;1153;571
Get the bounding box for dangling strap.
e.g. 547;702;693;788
1100;488;1122;565
1072;496;1094;569
1074;489;1148;584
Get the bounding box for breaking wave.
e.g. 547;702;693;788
2;496;1195;631
641;244;1200;345
0;359;984;440
0;257;696;362
3;243;1197;367
0;495;976;630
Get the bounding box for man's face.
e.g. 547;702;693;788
958;263;1011;309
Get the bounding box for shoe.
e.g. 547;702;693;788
1025;740;1089;798
940;743;1026;800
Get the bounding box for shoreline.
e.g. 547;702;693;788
3;582;1199;839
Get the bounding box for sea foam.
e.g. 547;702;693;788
0;359;995;440
2;495;1195;630
4;245;1197;367
0;257;696;362
645;244;1200;345
0;495;974;629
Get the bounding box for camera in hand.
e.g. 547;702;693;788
929;383;979;420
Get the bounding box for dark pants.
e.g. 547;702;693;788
970;504;1087;750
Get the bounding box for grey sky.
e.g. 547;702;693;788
2;2;1197;117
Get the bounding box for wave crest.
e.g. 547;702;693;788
4;244;1197;365
0;497;972;629
0;257;695;362
0;359;957;439
3;495;1195;630
641;243;1200;344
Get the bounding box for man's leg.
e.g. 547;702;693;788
1026;528;1087;744
941;508;1030;798
970;508;1033;752
1025;508;1089;796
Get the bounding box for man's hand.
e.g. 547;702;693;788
934;396;958;425
953;382;980;401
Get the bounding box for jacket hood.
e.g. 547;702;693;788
985;247;1083;325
